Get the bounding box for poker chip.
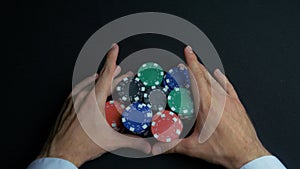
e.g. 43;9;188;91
105;100;122;131
141;129;153;137
112;76;146;109
137;62;164;87
107;62;196;140
151;110;183;142
143;86;169;113
167;87;194;119
164;66;190;90
122;102;153;134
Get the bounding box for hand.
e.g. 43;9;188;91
152;46;270;169
38;44;151;167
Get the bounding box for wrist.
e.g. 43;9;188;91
215;137;271;169
37;138;106;167
228;142;271;169
37;147;103;167
38;153;90;167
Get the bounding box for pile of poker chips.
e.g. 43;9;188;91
104;62;194;142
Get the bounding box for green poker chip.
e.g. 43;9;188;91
167;87;194;119
137;62;164;87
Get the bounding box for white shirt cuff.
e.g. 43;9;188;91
27;157;78;169
240;155;286;169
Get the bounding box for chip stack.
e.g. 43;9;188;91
105;100;123;131
151;110;183;142
121;102;153;135
143;85;169;113
112;76;146;110
108;62;195;142
164;66;190;90
167;87;194;119
137;62;164;87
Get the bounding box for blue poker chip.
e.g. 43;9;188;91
121;102;153;134
163;66;191;90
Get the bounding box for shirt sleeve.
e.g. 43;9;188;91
240;155;287;169
27;158;78;169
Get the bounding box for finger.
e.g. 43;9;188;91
74;83;95;110
110;133;151;154
96;43;119;105
100;107;151;154
110;71;134;94
184;47;226;93
184;46;210;98
71;73;100;111
196;65;226;95
105;65;124;95
178;63;201;117
208;73;227;95
214;69;239;99
113;65;121;78
184;46;211;82
80;85;151;154
69;73;98;98
178;63;186;68
113;71;134;86
66;73;99;128
152;139;182;155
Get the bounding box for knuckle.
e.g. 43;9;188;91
194;67;204;77
104;65;114;74
201;99;211;113
173;143;182;153
176;140;194;154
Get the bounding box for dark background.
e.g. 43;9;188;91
6;0;300;169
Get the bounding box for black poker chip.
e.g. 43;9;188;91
112;76;146;110
108;63;197;142
143;85;169;113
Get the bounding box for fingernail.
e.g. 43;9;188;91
126;71;134;76
111;43;117;49
113;66;121;77
153;146;162;155
115;65;121;72
178;63;187;68
215;68;222;75
186;46;193;54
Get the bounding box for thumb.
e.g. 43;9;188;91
152;139;182;155
95;43;119;105
113;133;152;154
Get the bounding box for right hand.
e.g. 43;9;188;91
152;46;270;169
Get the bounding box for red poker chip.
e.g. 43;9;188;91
112;100;126;115
105;100;122;131
151;110;183;142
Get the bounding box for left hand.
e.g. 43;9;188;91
38;44;151;167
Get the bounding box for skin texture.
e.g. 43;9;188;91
151;46;270;169
38;44;151;167
38;44;270;169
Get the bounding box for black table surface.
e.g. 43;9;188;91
7;0;300;169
